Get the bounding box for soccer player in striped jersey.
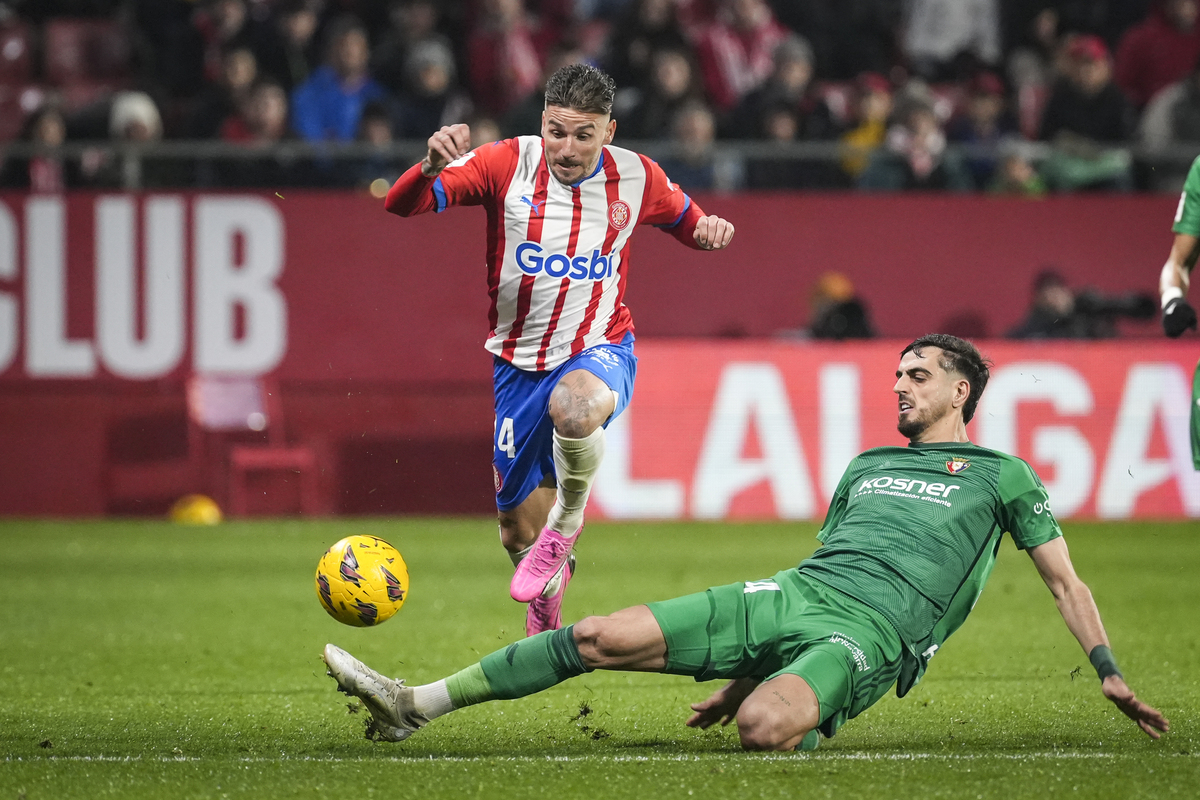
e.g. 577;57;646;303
323;334;1167;749
1160;153;1200;468
383;64;735;636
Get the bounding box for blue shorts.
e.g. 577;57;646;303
492;333;637;511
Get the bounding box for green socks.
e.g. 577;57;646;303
445;626;591;708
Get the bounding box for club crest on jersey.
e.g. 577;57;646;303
946;458;971;474
608;200;631;230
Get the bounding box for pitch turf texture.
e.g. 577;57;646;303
1;519;1196;799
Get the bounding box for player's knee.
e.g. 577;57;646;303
572;615;620;668
736;703;803;752
496;511;533;551
548;384;606;439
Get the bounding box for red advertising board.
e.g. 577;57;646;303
590;340;1200;521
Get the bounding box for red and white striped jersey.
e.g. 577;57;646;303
385;136;706;371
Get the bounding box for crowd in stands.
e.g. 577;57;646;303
2;0;1200;192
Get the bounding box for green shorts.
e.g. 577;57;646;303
646;569;902;737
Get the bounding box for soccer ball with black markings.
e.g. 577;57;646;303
315;535;409;627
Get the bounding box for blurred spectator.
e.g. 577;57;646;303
78;91;169;188
164;0;260;99
1039;35;1137;191
352;100;403;188
1040;36;1136;143
945;72;1018;188
1115;0;1200;109
255;0;322;94
393;39;473;139
468;0;543;118
1140;63;1200;190
469;116;503;148
656;101;720;190
187;42;258;138
220;79;290;142
371;0;452;96
859;81;972;191
903;0;1001;81
693;0;788;112
988;144;1048;196
502;41;585;138
603;0;691;89
840;72;893;180
0;104;78;192
622;47;704;139
808;272;875;340
212;79;316;187
1007;268;1156;338
291;16;387;142
726;34;838;140
1007;6;1063;93
772;0;902;81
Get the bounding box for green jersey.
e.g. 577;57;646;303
797;441;1062;695
1172;155;1200;236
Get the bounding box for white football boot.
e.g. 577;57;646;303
322;643;429;742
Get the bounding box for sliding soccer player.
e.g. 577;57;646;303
323;335;1167;750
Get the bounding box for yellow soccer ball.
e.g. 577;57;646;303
315;535;409;627
169;494;222;525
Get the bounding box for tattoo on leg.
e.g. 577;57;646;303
772;691;791;707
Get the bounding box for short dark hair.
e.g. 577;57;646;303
901;334;992;424
544;63;616;116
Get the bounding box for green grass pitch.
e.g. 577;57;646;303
1;518;1196;799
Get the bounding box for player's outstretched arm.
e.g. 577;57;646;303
693;215;735;251
1027;538;1169;739
686;678;759;729
1160;232;1198;337
421;123;472;177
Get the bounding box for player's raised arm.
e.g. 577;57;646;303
1027;537;1169;739
1160;231;1199;337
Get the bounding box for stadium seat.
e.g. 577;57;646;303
43;18;133;86
187;375;320;517
0;21;33;83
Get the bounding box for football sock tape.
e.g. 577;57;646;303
478;625;591;700
444;664;495;710
547;427;605;534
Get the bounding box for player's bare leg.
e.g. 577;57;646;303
733;674;822;751
499;480;574;635
511;370;614;605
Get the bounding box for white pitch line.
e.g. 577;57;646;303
10;751;1194;765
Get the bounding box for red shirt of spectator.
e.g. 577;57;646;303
468;0;543;118
1115;0;1200;108
693;0;788;111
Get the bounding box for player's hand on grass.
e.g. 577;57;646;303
422;124;472;176
1102;675;1169;739
694;215;735;251
686;678;757;729
1162;297;1197;337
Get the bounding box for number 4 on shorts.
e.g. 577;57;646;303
497;417;516;459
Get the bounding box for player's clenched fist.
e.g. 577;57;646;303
694;215;735;250
422;124;472;176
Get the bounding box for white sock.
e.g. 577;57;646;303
545;426;605;535
411;680;455;719
508;543;532;568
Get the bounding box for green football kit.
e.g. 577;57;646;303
648;441;1062;737
1171;155;1200;469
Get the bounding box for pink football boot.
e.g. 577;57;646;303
510;523;582;602
525;553;575;637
